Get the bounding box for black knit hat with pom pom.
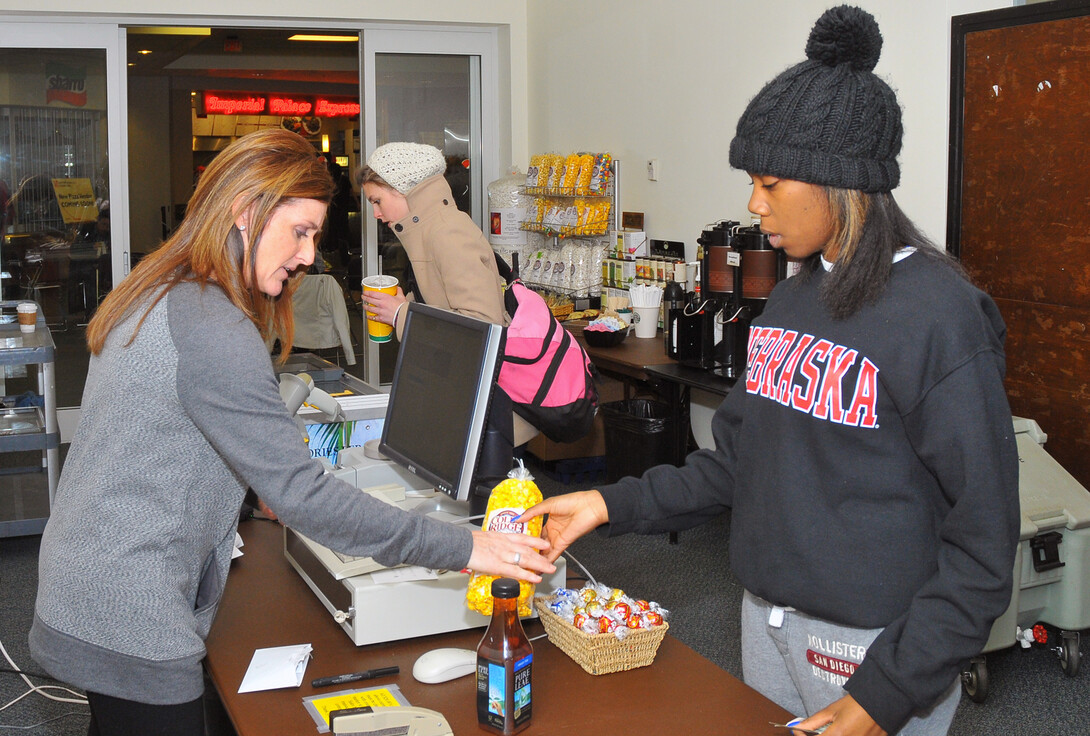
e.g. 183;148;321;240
728;5;902;193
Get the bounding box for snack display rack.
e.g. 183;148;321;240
520;152;614;240
520;188;612;239
506;155;620;311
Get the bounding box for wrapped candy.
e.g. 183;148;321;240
540;583;670;640
589;152;612;194
607;600;631;619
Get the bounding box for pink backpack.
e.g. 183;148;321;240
405;253;598;443
496;258;598;443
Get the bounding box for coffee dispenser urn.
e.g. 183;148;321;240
672;221;786;379
663;280;686;357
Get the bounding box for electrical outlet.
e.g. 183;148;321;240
647;159;659;181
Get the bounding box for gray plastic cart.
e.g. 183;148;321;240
961;417;1090;702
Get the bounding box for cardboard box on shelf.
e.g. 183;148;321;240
526;374;624;462
527;415;606;462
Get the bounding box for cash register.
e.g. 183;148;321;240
283;304;566;646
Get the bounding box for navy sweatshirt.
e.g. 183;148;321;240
599;251;1019;733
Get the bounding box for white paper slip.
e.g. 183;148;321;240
298;393;388;414
232;532;244;559
238;643;313;693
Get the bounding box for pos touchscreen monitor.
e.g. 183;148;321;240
378;303;506;506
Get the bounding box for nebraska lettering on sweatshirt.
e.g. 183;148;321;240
744;327;879;429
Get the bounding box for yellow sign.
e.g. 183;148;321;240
309;686;402;727
51;178;98;225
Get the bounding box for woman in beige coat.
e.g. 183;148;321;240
356;142;506;339
356;142;537;445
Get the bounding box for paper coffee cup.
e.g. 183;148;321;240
632;306;659;338
361;275;399;343
16;302;37;333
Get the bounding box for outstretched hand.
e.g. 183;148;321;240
791;694;886;736
518;491;609;563
467;530;555;584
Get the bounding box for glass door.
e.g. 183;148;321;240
0;21;126;422
360;27;499;385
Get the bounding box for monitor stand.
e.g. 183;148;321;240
469;388;515;517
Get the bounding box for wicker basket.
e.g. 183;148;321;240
549;303;574;321
534;596;668;675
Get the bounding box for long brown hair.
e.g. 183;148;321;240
86;129;334;358
796;187;963;320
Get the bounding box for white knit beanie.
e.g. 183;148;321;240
366;142;446;194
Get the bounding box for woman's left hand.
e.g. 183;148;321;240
791;695;886;736
467;530;555;583
362;286;408;326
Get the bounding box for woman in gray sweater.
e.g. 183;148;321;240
29;128;552;736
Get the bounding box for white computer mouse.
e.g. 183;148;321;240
412;647;477;684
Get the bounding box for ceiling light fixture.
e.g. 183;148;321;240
128;26;212;36
288;34;358;42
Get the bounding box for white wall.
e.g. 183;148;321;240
0;0;1017;257
526;0;1011;258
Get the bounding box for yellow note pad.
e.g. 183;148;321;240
302;684;409;733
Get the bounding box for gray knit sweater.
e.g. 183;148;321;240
30;282;472;704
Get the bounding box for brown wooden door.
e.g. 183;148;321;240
950;4;1090;490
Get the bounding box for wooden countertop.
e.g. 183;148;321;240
204;520;793;735
566;319;675;382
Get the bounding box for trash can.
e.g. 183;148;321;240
600;399;677;483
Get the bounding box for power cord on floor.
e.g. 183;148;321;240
0;711;88;731
0;635;88;730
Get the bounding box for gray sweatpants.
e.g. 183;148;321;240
740;590;960;736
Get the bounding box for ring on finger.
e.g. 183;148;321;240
513;552;521;565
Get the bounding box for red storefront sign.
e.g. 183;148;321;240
201;92;358;118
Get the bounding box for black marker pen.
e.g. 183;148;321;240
311;665;400;688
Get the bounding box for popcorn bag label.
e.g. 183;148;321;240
488;206;527;245
485;507;526;535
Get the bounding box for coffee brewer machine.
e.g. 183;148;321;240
666;220;786;379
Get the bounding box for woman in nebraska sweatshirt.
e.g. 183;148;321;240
522;7;1019;736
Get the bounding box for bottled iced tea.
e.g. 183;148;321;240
476;577;533;734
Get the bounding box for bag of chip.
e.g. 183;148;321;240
465;462;544;617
